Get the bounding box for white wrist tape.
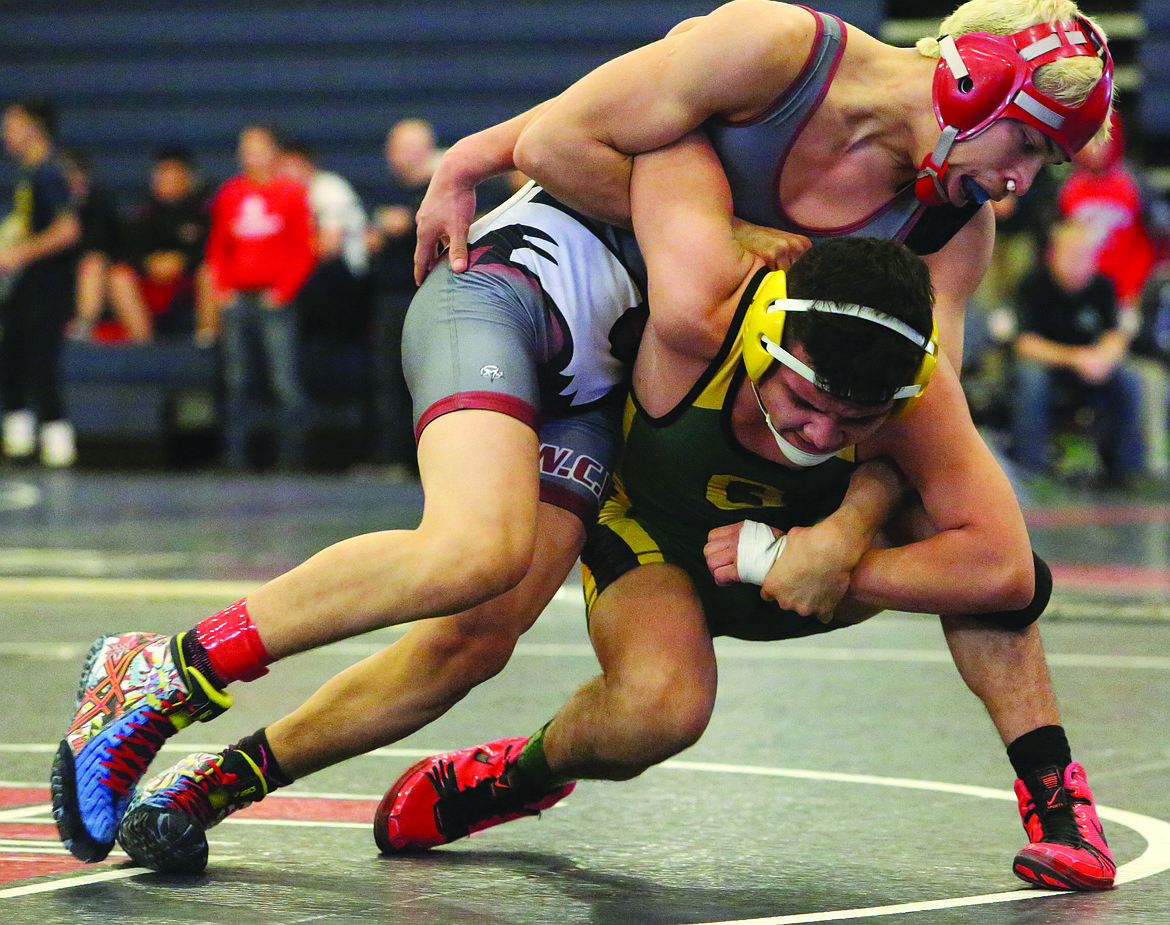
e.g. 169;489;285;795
736;520;787;585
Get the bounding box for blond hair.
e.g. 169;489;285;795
916;0;1112;144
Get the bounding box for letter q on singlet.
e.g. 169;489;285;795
706;475;786;511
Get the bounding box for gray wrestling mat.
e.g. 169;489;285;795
2;469;1169;925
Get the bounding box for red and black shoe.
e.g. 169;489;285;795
1013;762;1116;891
374;736;574;852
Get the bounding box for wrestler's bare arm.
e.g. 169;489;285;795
630;131;759;365
414;1;814;282
922;204;996;365
515;1;815;224
706;458;908;621
413;104;548;282
849;360;1035;615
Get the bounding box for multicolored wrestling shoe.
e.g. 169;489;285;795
375;736;574;852
1013;762;1116;891
50;632;231;862
118;748;268;874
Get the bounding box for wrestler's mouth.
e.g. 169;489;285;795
960;176;992;205
785;432;827;455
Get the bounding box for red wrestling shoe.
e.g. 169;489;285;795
1013;762;1116;891
374;736;574;852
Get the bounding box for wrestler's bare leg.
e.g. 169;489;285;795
266;503;586;778
884;497;1061;747
247;409;540;659
941;616;1060;746
540;563;718;781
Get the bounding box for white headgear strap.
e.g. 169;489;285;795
760;299;935;400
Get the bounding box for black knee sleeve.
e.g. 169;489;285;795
972;552;1052;631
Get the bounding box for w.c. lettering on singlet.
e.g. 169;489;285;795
706;474;786;511
539;444;607;500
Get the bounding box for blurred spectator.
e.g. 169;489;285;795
1132;264;1170;477
1059;113;1170;480
962;169;1059;427
58;148;133;342
0;98;81;467
371;118;442;252
1058;112;1166;322
362;118;517;475
1009;218;1145;488
279;140;370;344
104;145;213;343
974;168;1060;319
365;118;442;307
1135;264;1170;365
362;118;443;474
205;124;316;470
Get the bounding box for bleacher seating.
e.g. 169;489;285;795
1141;0;1170;178
0;1;882;205
0;1;956;467
61;340;219;467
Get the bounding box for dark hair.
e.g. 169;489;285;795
281;139;317;162
58;146;91;175
12;97;58;140
783;238;935;405
152;144;195;167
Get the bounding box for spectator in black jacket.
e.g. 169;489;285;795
59;147;134;342
105;145;213;342
0;98;81;466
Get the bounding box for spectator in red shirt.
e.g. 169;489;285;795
205;125;316;469
1058;112;1160;319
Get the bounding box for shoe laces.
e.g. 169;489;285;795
99;707;178;798
426;751;537;841
1024;767;1086;847
160;757;240;827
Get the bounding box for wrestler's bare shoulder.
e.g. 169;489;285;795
669;1;822;117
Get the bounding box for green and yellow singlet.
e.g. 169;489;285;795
581;271;858;640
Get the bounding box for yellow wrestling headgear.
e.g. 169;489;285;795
741;270;939;415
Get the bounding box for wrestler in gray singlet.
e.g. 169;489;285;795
403;183;647;523
705;8;981;255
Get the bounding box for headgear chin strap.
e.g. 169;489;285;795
915;15;1113;206
749;379;842;467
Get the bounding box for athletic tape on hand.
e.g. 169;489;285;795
736;520;787;585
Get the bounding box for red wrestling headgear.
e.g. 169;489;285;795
915;15;1113;206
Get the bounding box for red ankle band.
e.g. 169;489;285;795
196;599;272;683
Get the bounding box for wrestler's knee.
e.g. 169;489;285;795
614;672;716;770
414;514;536;602
422;620;521;689
970;552;1052;632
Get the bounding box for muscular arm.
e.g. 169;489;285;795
515;1;813;225
413;1;813;283
630;131;759;361
922;203;995;369
759;458;907;618
849;361;1035;615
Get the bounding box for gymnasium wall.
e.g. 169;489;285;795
0;0;881;205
